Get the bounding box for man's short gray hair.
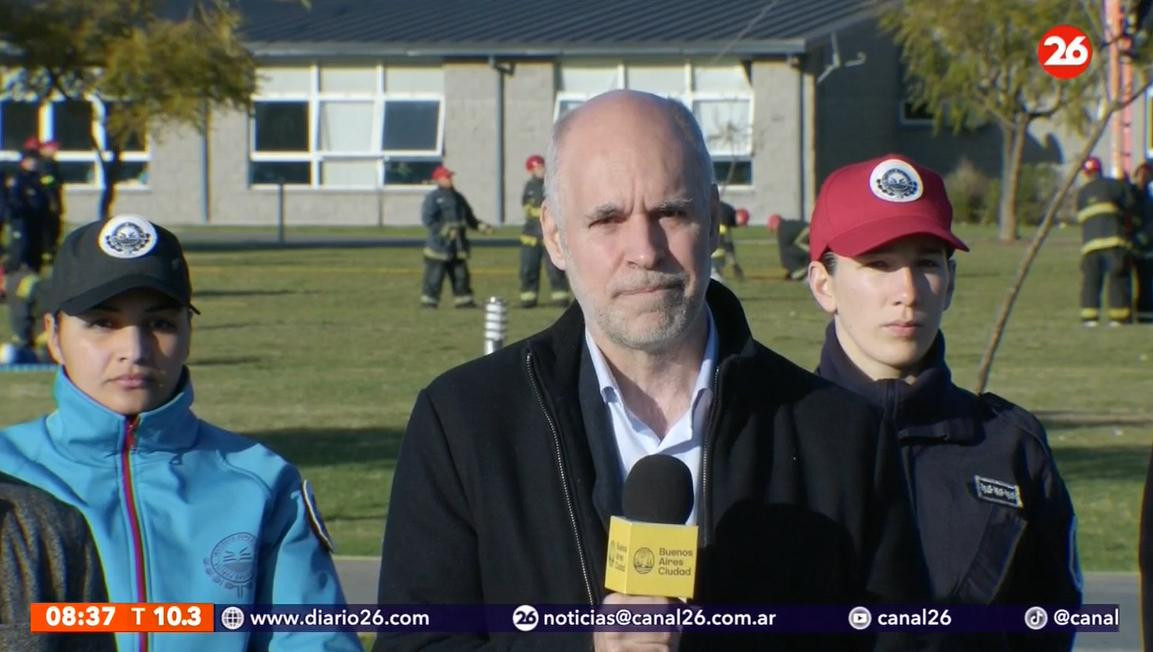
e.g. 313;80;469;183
544;93;715;224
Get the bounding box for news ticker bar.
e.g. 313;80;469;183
30;603;1120;634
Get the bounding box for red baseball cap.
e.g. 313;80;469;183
22;136;41;152
809;154;968;262
525;154;544;171
431;165;454;181
1082;156;1102;174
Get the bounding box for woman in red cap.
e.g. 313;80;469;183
806;154;1081;649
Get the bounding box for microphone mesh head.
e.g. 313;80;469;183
622;455;694;525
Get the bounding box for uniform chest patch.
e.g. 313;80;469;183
203;532;257;598
973;475;1023;509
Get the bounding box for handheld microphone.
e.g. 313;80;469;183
604;454;698;599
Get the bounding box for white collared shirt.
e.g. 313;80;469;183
584;309;717;526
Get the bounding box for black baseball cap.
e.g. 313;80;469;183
43;215;196;315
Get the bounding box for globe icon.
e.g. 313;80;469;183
220;606;246;631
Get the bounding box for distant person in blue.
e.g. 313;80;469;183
0;215;360;652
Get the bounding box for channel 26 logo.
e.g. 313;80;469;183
1038;26;1091;80
512;605;540;632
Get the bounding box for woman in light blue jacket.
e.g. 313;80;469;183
0;215;360;652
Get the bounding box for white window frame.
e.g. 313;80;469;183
0;94;152;188
250;63;445;189
554;61;754;187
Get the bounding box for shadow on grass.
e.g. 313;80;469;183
241;427;404;467
1039;411;1153;430
195;322;255;332
189;356;264;367
182;238;519;254
1051;444;1150;482
195;289;298;298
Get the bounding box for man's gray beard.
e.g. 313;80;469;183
560;237;708;353
594;287;702;353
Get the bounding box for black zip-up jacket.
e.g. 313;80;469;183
1;473;114;651
376;283;928;650
818;325;1081;651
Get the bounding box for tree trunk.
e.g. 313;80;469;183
99;149;122;221
996;116;1029;242
974;111;1113;393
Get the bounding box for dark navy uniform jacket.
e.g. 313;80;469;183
421;186;481;261
1075;177;1133;256
819;325;1081;649
520;176;545;245
4;169;48;272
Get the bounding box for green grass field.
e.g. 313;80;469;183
1;222;1149;571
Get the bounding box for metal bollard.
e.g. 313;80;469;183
484;297;508;355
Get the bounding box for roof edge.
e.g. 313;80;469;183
246;39;809;60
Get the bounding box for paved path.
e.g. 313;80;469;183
335;558;1141;650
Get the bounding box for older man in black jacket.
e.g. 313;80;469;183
376;90;926;651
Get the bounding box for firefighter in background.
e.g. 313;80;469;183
518;155;569;308
768;213;811;281
1131;161;1153;323
3;150;50;359
710;202;745;282
1075;156;1134;326
420;165;493;309
37;139;64;262
0;169;9;302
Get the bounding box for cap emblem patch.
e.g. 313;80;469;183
869;159;923;203
99;215;157;259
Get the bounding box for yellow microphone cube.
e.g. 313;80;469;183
604;515;698;599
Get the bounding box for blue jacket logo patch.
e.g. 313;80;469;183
973;475;1023;509
204;532;257;597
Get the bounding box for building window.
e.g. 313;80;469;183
250;64;445;188
254;102;309;152
1;100;38;150
555;61;754;187
713;159;752;186
899;99;934;126
382;101;440;151
0;96;151;188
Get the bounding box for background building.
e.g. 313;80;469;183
0;0;1126;227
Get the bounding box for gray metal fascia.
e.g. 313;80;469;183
247;39;809;60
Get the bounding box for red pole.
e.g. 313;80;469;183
1109;0;1124;177
1123;15;1135;174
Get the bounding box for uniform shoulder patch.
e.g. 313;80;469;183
973;475;1023;509
301;479;336;554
